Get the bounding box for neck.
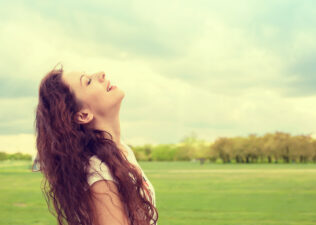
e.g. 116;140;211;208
92;114;123;147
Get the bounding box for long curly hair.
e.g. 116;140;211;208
34;64;158;225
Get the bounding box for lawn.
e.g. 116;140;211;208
1;160;316;225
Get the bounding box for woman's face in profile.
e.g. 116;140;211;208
62;71;125;119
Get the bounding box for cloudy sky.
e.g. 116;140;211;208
1;0;316;155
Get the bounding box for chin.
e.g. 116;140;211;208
117;87;125;97
115;88;125;102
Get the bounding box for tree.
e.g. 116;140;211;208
133;144;153;161
211;137;233;163
151;144;177;161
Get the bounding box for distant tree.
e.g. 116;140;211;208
175;132;200;161
129;130;316;164
206;142;217;163
211;137;233;163
9;152;32;160
230;136;247;163
0;152;31;161
246;133;262;163
133;144;153;161
273;132;292;163
262;133;276;163
0;152;8;161
151;144;177;161
293;134;313;163
312;140;316;163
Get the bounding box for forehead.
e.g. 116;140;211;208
62;71;84;90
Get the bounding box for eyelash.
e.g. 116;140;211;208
88;78;92;85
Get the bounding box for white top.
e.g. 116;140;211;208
86;140;158;224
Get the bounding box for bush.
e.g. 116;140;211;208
0;152;32;161
0;152;8;161
132;144;153;161
151;144;177;161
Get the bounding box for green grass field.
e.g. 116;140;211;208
1;161;316;225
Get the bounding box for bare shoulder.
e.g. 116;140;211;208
90;180;131;225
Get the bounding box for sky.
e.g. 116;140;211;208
1;0;316;156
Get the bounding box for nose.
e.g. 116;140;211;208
94;71;106;82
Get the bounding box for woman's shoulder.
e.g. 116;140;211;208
87;155;111;174
86;140;135;186
120;141;138;162
87;155;118;186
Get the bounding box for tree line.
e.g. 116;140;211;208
1;131;315;163
131;131;316;163
0;152;32;161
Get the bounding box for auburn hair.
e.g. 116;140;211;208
34;64;158;225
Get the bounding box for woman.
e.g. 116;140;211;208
33;63;158;225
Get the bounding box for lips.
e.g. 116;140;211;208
107;81;111;92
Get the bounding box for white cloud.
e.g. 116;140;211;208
0;0;316;146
